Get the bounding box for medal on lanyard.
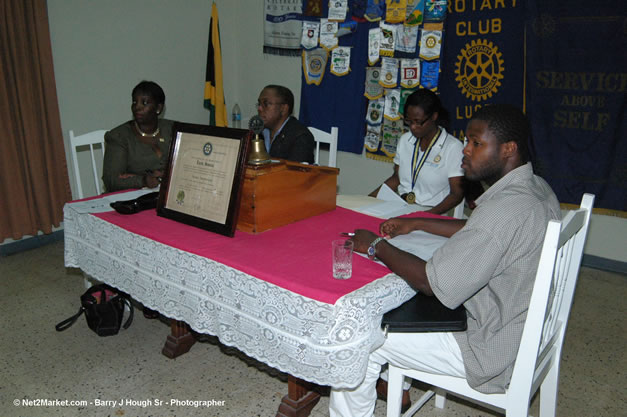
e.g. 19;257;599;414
407;128;442;203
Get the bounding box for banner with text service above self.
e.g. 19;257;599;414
525;1;626;212
439;0;525;141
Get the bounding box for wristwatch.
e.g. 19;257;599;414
367;237;386;260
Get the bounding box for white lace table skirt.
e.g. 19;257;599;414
63;204;417;388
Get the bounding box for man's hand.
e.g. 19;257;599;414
350;229;380;254
380;218;416;238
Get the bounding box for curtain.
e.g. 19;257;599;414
0;0;71;241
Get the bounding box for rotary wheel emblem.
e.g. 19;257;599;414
310;57;322;73
425;35;437;48
455;39;504;102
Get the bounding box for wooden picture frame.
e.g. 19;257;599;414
157;122;250;237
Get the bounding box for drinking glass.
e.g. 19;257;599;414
332;239;353;279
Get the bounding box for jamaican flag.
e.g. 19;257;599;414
203;2;227;127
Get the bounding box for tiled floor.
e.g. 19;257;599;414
1;240;625;417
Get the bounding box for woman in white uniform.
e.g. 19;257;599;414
370;89;464;215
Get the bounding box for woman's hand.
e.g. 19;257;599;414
143;170;163;188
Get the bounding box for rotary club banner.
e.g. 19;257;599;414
302;48;328;85
381;117;404;157
366;97;385;124
424;0;447;22
330;46;351;76
379;22;396;56
329;0;348;21
420;60;439;90
304;0;324;17
438;1;524;141
367;27;381;65
400;58;420;88
405;0;424;26
525;1;626;212
301;21;320;49
365;0;385;22
320;18;339;50
418;29;442;60
386;0;407;23
384;88;401;120
364;124;383;152
364;67;384;99
264;0;303;56
379;57;399;88
395;25;419;53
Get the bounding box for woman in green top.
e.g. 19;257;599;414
102;81;174;192
103;81;174;319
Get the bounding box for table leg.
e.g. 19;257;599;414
161;319;196;358
276;375;321;417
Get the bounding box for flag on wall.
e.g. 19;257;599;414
525;1;626;212
438;2;525;141
203;2;227;127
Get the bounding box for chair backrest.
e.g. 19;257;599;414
452;199;465;219
69;129;107;199
308;126;338;168
509;193;594;396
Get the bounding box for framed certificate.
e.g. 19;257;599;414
157;122;250;237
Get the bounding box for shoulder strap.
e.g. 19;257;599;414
55;307;85;332
121;297;134;329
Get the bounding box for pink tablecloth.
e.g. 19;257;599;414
94;206;443;304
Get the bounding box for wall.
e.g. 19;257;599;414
45;0;625;266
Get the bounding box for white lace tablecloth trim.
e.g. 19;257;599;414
64;204;416;388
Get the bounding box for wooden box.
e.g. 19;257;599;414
237;160;339;233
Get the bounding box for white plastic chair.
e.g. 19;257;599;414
452;199;465;219
69;129;107;199
308;126;338;168
387;193;595;417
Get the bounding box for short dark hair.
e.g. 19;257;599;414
403;89;450;129
264;85;294;115
132;81;165;105
471;104;530;163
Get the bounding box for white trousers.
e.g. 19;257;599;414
329;332;466;417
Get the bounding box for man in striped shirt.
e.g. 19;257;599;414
330;104;561;417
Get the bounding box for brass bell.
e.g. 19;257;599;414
247;133;272;165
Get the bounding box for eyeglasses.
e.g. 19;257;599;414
256;100;285;109
403;114;432;128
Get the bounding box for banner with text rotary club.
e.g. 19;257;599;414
438;1;524;141
525;1;626;212
264;0;303;56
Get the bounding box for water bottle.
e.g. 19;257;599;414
232;103;241;129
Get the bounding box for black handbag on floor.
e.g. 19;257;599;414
55;284;134;336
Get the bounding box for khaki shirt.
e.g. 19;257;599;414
426;163;561;393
